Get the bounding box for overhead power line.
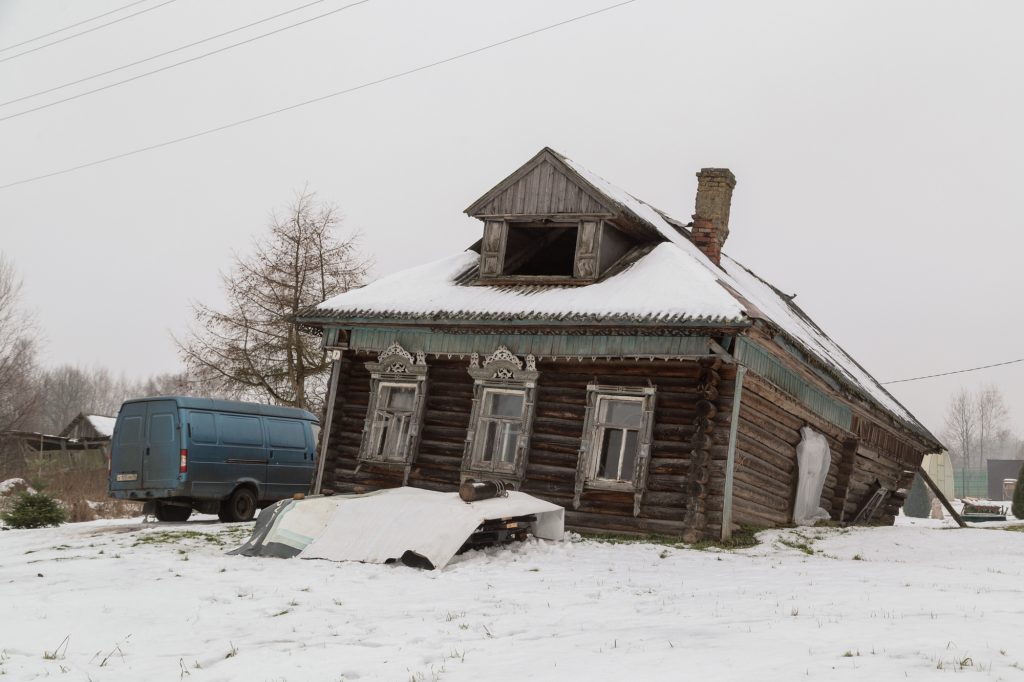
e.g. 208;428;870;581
0;0;342;110
882;358;1024;385
0;0;371;122
0;0;637;191
0;0;180;65
0;0;152;53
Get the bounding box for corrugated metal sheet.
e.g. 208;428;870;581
346;327;710;358
734;338;853;430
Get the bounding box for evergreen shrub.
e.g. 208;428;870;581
1;492;67;529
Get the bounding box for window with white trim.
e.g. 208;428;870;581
358;343;428;479
461;346;539;484
472;388;527;471
574;384;656;514
591;395;644;483
367;382;419;462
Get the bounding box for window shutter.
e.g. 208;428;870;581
515;384;537;479
633;391;657;516
479;220;507;278
574;220;601;279
359;377;382;462
573;385;600;509
461;385;484;471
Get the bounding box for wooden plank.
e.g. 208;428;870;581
918;466;967;528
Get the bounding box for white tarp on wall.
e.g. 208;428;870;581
793;426;832;526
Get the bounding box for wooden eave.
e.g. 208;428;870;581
740;323;942;452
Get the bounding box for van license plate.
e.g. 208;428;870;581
116;473;138;482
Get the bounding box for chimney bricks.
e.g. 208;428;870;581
692;168;736;266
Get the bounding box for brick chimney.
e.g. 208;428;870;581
691;168;736;266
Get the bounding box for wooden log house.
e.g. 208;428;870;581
298;148;942;541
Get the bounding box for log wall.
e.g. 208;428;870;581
321;352;735;538
321;348;929;539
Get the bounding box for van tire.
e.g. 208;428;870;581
220;487;257;522
154;501;192;522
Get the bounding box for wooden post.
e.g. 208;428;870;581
918;466;967;528
311;357;342;495
721;365;746;541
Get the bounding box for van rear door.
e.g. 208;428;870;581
144;400;181;488
265;418;314;498
110;402;147;491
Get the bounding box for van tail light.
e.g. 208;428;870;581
179;449;188;474
107;451;112;478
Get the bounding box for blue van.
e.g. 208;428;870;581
108;397;320;522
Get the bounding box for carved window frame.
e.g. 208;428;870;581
462;346;539;485
574;384;657;516
359;343;428;484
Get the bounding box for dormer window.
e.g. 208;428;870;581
478;218;635;283
502;222;578;277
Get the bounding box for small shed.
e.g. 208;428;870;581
921;451;955;501
59;414;116;442
986;460;1024;500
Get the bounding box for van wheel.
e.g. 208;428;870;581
154;501;192;522
220;488;257;522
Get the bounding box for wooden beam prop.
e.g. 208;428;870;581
917;466;967;528
311;357;342;495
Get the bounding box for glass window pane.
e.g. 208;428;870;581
118;416;143;444
500;423;521;463
149;413;174;444
189;412;216;444
600;399;642;428
488;392;524;418
386;386;416;411
481;421;498;462
599;429;624;479
620;430;638;482
219;415;262;446
384;414;410;460
372;414;391;457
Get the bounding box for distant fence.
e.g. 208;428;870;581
953;469;989;498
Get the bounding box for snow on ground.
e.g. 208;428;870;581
0;478;33;496
2;516;1024;681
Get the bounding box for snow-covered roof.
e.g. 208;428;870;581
308;149;934;442
85;415;116;438
314;244;744;324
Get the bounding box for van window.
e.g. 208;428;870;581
149;414;175;444
219;414;262;446
267;419;305;449
118;416;143;444
190;412;216;444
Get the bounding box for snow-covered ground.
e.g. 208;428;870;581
1;515;1023;681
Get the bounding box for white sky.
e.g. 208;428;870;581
1;0;1021;440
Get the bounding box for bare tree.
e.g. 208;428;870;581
177;190;368;411
944;388;976;493
38;365;95;433
976;384;1008;464
0;254;39;432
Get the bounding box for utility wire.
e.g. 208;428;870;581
0;0;339;110
0;0;637;191
882;358;1024;385
0;0;180;65
0;0;152;53
0;0;370;121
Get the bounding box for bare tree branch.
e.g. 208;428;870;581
175;189;369;411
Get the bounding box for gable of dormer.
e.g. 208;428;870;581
465;148;659;283
466;150;616;218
